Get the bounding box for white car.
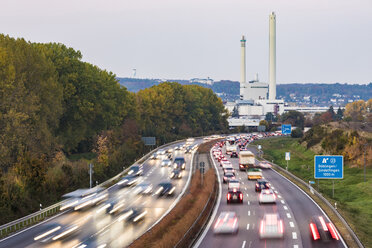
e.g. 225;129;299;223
228;179;240;190
161;159;172;167
259;189;276;204
259;161;272;169
213;212;238;234
259;213;284;239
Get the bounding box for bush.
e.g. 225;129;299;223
291;128;303;138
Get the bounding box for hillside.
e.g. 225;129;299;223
118;77;372;105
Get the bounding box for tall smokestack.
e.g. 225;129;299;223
269;12;276;100
240;35;246;100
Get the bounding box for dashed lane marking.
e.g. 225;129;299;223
283;206;288;210
242;240;246;248
292;232;297;239
247;201;250;205
293;245;299;248
277;195;282;198
281;200;285;204
290;222;294;228
248;210;251;216
247;224;250;230
287;213;292;218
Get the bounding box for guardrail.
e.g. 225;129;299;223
261;158;364;248
0;138;188;239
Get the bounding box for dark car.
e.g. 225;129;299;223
170;169;182;179
310;215;340;242
230;151;238;158
174;157;186;170
155;182;176;196
255;179;270;192
128;165;143;177
227;189;243;203
118;207;147;223
223;172;235;183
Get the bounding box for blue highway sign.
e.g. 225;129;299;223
281;124;292;135
314;155;343;179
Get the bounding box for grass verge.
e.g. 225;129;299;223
253;137;371;247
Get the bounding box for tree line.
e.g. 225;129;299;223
0;34;228;223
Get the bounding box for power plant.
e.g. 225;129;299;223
227;12;285;127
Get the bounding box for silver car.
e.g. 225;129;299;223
213;212;239;234
259;189;276;204
259;213;284;239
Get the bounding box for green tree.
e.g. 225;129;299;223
281;111;305;129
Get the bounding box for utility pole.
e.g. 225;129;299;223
89;163;94;188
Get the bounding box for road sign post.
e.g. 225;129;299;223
281;124;292;135
89;163;94;188
314;155;343;198
200;162;205;185
285;152;290;170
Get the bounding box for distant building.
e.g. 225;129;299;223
190;77;214;85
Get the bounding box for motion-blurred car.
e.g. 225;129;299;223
227;189;243;204
247;168;263;180
213;212;239;234
102;198;126;215
259;161;272;169
174;157;186;170
259;189;276;204
223;172;235;183
118;207;147;224
310;215;340;242
117;175;139;187
228;179;240;190
161;159;172;167
255;179;270;192
128;165;143;176
34;223;80;243
155;182;176;196
133;182;153;195
230;151;238;158
170;168;182;179
259;213;284;239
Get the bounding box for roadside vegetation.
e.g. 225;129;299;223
0;34;228;224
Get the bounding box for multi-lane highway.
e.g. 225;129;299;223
0;141;199;248
196;138;347;248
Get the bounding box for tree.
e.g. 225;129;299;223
344;100;366;122
291;128;303;138
259;120;269;131
335;107;343;120
265;112;277;122
327;106;335;120
281;111;305;129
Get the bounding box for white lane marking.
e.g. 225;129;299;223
277;195;282;198
245;187;247;190
247;201;250;205
290;221;295;228
271;186;275;189
241;182;244;185
246;224;250;230
283;206;288;210
293;245;299;248
248;210;251;216
292;232;297;239
287;213;292;218
281;200;285;204
246;194;249;197
242;240;246;248
274;190;278;194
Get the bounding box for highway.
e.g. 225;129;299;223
196;140;347;248
0;141;199;248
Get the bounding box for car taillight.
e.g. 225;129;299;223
239;193;243;200
318;216;328;231
327;223;339;240
310;223;320;240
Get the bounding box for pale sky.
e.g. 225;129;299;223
1;0;372;84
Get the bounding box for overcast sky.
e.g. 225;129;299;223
1;0;372;84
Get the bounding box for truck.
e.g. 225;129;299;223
226;144;237;155
239;150;255;171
